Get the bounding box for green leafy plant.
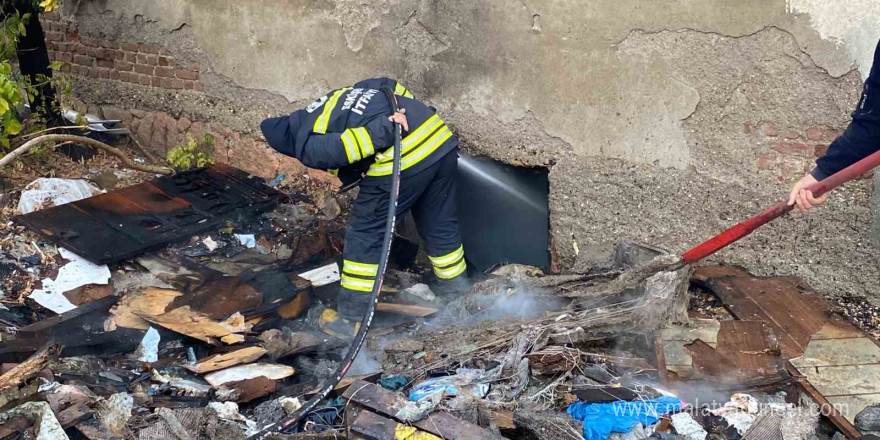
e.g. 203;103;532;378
1;0;62;151
167;134;215;171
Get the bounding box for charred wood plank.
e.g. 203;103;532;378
342;380;505;440
351;410;441;440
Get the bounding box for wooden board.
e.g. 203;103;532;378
695;266;829;359
696;265;870;438
375;303;438;317
183;346;267;374
715;321;783;376
350;410;442;440
342;380;505;440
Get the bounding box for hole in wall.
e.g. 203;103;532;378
456;153;550;273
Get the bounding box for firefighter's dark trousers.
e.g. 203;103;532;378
338;149;466;321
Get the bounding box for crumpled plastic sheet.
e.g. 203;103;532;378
378;375;409;391
567;396;683;440
408;368;490;401
17;178;99;215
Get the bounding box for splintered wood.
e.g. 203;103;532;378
183;347;268;374
110;287;247;344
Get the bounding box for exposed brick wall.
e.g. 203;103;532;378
751;122;873;181
93;105;339;184
40;12;202;91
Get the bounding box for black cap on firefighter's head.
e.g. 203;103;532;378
260;109;305;158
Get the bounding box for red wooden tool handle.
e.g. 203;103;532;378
681;149;880;265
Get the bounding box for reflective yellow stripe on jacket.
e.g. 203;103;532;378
313;87;352;134
341;127;376;165
394;82;414;99
366;115;452;176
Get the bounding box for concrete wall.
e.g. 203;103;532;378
52;0;880;302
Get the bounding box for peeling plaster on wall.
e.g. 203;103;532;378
786;0;880;79
328;0;396;53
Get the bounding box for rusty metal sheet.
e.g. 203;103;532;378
14;163;284;264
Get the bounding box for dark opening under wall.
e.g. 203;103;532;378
456;154;550;273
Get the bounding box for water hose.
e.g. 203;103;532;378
247;86;403;439
679;148;880;266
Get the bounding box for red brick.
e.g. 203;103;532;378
814;144;829;157
146;54;159;65
119;71;135;83
159;77;174;89
87;67;98;77
155;66;174;78
824;128;842;141
138;74;152;86
97;68;110;79
170;79;185;89
151;76;161;87
75;65;89;76
102;41;119;50
184;80;194;90
158;56;171;67
782;130;800;140
134;64;154;75
66;33;80;42
159;48;172;56
73;54;93;66
193;82;204;92
771;142;813;156
96;59;114;68
47;51;57;61
53;42;69;52
121;42;139;52
109;70;120;80
805;126;824;141
124;52;137;63
756;154;777;170
138;43;160;54
175;68;198;80
113;50;125;61
86;47;97;57
45;31;64;42
81;36;99;47
764;124;776;137
114;60;134;71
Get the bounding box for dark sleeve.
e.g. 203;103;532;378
353;77;414;98
299;116;394;169
812;40;880;180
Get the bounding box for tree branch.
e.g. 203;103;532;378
0;134;173;175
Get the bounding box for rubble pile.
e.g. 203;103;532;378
1;163;877;440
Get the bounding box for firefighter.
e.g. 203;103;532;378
260;78;468;337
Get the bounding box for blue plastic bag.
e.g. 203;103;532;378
567;396;683;440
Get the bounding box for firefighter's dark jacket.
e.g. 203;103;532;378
260;78;458;184
813;40;880;180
